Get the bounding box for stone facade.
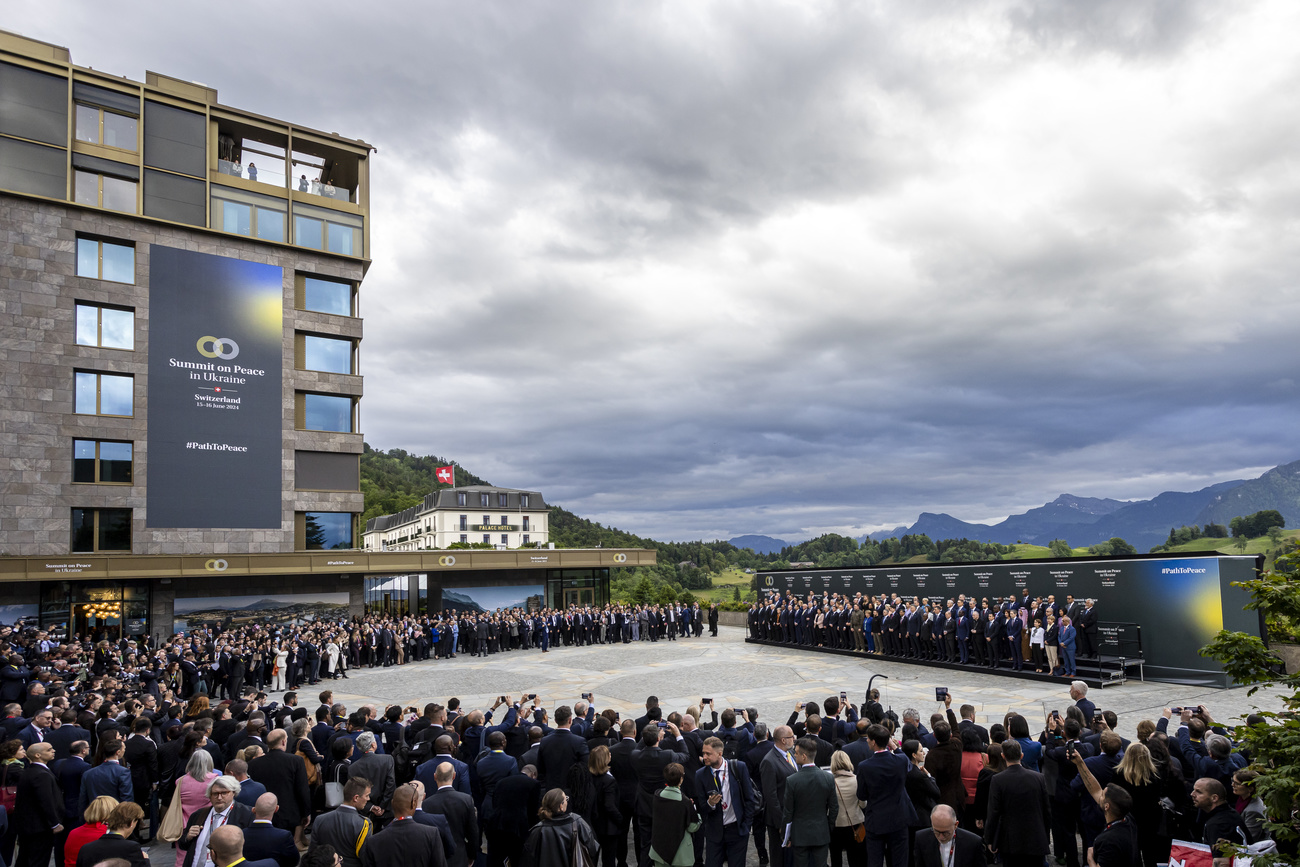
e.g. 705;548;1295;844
0;193;365;556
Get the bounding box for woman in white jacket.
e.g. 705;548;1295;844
325;638;340;679
272;641;289;691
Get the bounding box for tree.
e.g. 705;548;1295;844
631;576;654;605
1106;537;1137;556
1048;539;1073;558
1235;535;1249;553
732;586;741;602
304;514;327;549
1268;525;1285;545
1200;545;1300;860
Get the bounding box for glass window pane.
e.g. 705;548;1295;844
98;509;131;551
75;305;99;346
101;177;136;213
70;509;94;552
74;171;98;206
222;200;252;235
75;105;99;143
303;393;351;432
74;372;97;414
294;216;323;249
99;441;132;484
101;242;134;284
303;336;352;374
102;113;136;150
305;512;352;549
256;207;285;243
99;308;133;350
302;277;351;315
73;440;96;483
99;374;133;416
76;238;98;278
326;222;353;255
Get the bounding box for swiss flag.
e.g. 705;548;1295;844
436;465;455;485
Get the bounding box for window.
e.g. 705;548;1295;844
75;303;134;350
523;534;530;545
293;203;364;256
74;170;137;213
460;534;468;544
302;335;354;374
74;371;133;416
75;105;138;150
70;508;131;552
76;238;135;283
501;534;509;545
211;188;287;244
521;494;530;508
500;515;508;525
459;515;467;531
456;492;467;506
73;439;133;484
480;493;490;507
303;512;353;549
298;393;353;432
482;534;491;545
482;515;490;525
498;492;508;507
299;275;354;316
523;516;530;531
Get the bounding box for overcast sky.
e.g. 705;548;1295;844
15;1;1300;541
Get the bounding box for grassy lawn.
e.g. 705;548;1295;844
696;566;755;602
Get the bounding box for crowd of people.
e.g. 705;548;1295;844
0;611;1279;867
749;590;1102;677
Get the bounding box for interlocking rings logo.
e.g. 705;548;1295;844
205;558;228;572
765;576;774;586
438;555;457;566
613;553;627;563
196;336;240;360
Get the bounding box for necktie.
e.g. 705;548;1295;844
785;750;797;769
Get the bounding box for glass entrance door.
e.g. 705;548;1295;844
73;601;122;642
564;588;594;608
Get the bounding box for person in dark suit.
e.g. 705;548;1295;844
18;709;52;751
1070;683;1096;722
483;764;539;867
422;766;479;867
348;732;395;822
632;722;689;867
243;793;300;867
782;737;837;867
79;738;134;813
125;718;159;818
49;710;91;762
759;726;798;867
414;736;471;800
473;732;518;817
178;775;255;867
361;783;447;867
856;725;916;867
56;740;92;829
913;804;984;867
1005;613;1025;671
921;722;965;813
76;801;149;867
247;730;311;835
608;721;641;867
15;742;63;867
981;741;1051;867
535;706;590;792
310;778;373;867
693;736;758;867
209;824;280;867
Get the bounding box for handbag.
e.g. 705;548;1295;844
833;774;866;843
297;740;320;786
0;765;16;813
325;762;347;808
157;787;186;843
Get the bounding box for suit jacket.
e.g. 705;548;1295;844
632;742;689;818
56;755;90;822
758;747;798;828
982;764;1051;855
474;750;518;816
415;755;471;799
957;720;990;746
247;750;311;828
243;819;300;867
535;728;590;792
914;826;983;867
349;752;396;815
782;765;837;847
15;761;62;835
922;740;965;811
178;802;255;867
608;737;640;816
79;760;134;813
856;751;917;834
484;772;539;833
692;760;757;841
235;778;267;807
48;725;92;762
310;806;370;867
411;809;457;860
361;816;447;867
422;786;479;867
124;734;159;797
75;830;148;867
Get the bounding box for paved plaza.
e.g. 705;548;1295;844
316;625;1283;740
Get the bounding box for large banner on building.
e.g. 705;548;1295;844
147;246;283;528
759;554;1261;686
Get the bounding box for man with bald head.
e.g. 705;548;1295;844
247;729;311;834
759;726;798;867
243;793;299;867
15;742;63;867
914;805;983;867
422;763;479;867
362;783;447;867
208;825;278;867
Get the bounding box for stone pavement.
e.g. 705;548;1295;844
303;625;1286;741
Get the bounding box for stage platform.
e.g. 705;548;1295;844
744;637;1142;689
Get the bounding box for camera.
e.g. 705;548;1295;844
1093;711;1103;724
582;693;592;701
840;691;847;702
701;698;712;705
935;687;948;701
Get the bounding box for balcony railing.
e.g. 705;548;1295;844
217;159;356;204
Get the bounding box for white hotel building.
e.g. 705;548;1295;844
363;486;550;551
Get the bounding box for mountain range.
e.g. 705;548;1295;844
865;459;1300;552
